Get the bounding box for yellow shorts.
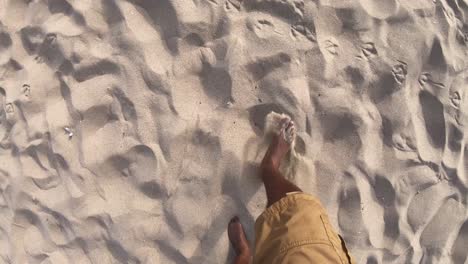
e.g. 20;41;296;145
253;193;355;264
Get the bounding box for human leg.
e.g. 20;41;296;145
228;216;251;264
226;117;300;262
260;119;301;207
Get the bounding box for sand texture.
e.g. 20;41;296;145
0;0;468;263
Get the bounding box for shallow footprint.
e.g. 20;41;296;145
324;39;339;55
391;61;407;85
291;23;315;42
338;174;368;241
361;42;378;59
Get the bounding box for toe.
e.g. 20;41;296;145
284;122;296;143
230;216;240;224
286;121;295;132
280;116;291;129
286;121;294;130
280;120;293;135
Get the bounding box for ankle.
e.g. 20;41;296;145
260;159;279;173
237;251;251;261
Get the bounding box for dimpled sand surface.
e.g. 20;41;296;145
0;0;467;263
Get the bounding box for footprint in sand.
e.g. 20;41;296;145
291;23;315;42
22;84;30;98
450;91;461;108
4;103;13;114
391;61;407;85
127;145;164;199
324;39;339;55
337;175;367;239
418;73;430;87
361;42;378;59
418;72;446;89
392;134;416;152
34;33;58;63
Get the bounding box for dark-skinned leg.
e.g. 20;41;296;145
226;117;298;263
232;253;250;264
260;119;301;207
228;216;251;264
261;166;302;207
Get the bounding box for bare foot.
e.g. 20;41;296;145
228;216;251;258
261;118;296;171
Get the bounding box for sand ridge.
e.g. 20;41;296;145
0;0;467;263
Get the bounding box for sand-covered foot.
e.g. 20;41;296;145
261;118;296;171
228;216;251;258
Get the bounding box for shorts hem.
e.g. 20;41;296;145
255;193;324;225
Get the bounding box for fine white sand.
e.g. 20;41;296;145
0;0;468;263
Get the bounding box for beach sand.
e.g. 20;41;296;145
0;0;467;263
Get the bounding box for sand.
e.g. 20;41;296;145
0;0;467;263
